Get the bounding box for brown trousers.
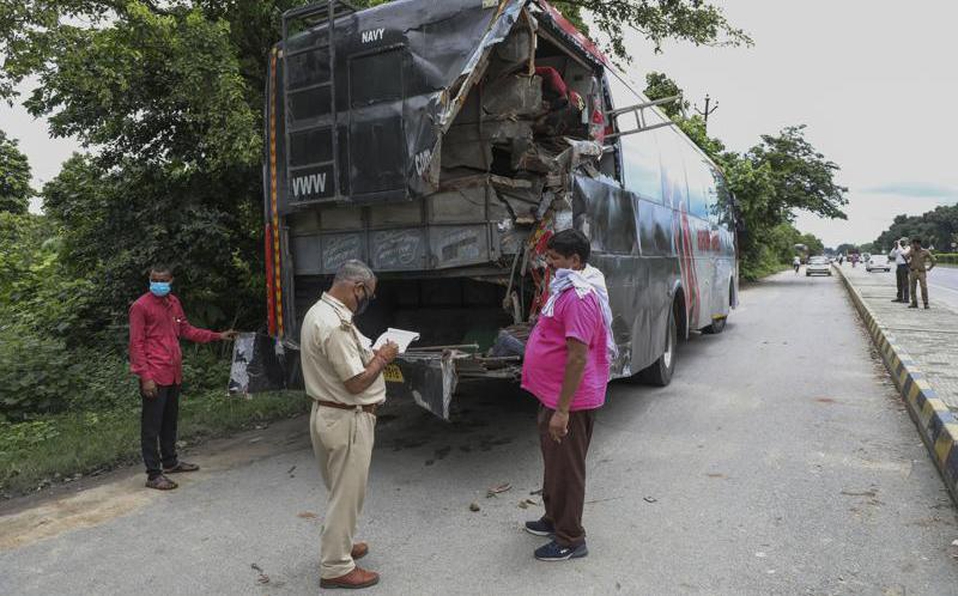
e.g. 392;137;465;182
909;269;928;305
538;405;596;546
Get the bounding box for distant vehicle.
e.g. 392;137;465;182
865;256;891;272
806;256;832;277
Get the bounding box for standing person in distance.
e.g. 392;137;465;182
907;237;937;309
129;264;237;491
889;237;911;303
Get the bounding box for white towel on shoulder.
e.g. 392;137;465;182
541;265;618;359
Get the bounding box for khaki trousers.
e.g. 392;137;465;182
309;401;376;579
909;269;928;306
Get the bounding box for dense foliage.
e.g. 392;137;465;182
0;131;31;214
643;73;844;278
870;204;958;254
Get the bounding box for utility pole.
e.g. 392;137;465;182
696;94;719;132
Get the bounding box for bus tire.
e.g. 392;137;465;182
641;308;677;386
703;316;726;334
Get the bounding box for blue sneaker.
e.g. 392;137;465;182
534;539;588;561
524;518;555;537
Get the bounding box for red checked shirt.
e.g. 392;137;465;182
129;293;220;386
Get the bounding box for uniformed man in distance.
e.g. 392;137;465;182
300;259;399;590
906;236;937;309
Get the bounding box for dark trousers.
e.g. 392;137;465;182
896;264;910;302
538;405;596;546
141;384;181;478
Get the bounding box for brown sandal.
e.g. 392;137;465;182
145;475;178;490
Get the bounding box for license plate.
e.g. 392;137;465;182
383;364;404;383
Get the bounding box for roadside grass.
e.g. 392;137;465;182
0;391;310;497
742;262;791;283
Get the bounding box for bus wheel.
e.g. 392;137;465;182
704;316;726;334
641;308;677;386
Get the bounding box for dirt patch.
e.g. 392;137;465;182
0;476;154;551
0;416;310;551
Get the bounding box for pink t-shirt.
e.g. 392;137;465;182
521;290;610;411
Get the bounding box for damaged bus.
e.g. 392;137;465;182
229;0;739;420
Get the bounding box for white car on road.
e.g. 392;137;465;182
806;256;832;277
866;256;891;272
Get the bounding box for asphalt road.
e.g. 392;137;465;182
928;265;958;311
2;272;958;595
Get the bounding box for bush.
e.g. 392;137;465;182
0;328;234;421
937;253;958;265
0;326;81;421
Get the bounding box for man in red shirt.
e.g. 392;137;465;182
129;264;236;490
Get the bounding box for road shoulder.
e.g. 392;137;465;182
836;264;958;505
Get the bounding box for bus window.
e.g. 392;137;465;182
606;71;664;203
659;130;689;212
686;154;712;221
710;165;735;228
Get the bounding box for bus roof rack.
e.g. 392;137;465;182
605;95;680;140
283;1;357;28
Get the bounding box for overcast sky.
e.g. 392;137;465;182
620;0;958;248
3;0;957;247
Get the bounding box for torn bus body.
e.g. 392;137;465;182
230;0;739;420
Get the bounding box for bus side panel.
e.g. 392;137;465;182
691;215;715;330
636;198;679;373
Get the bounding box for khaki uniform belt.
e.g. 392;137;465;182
317;399;381;414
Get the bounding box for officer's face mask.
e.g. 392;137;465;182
354;283;373;316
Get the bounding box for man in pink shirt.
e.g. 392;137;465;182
129;264;236;490
521;229;612;561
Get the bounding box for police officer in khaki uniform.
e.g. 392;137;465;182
300;260;398;590
907;237;937;309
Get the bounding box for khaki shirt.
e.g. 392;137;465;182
300;293;386;406
908;248;937;272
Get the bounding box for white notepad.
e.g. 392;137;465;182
373;328;420;353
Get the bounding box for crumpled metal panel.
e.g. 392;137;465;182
481;75;543;116
228;332;303;395
384;353;459;420
280;0;528;207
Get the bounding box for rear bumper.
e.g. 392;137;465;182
228;332;520;420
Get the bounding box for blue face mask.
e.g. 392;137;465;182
149;281;172;297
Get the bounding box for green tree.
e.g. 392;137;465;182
42;154;263;345
0;131;31;214
873;205;958;251
553;1;751;59
748;125;848;222
644;71;690;119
